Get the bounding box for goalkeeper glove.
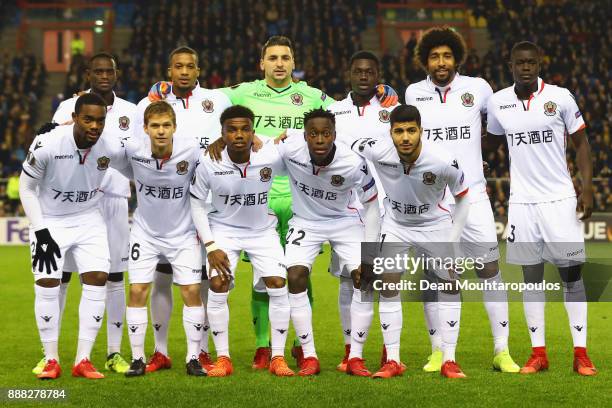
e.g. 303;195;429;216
32;228;61;274
375;84;399;108
148;81;173;102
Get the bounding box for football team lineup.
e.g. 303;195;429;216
20;26;598;383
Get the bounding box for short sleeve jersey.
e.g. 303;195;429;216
120;136;200;244
276;135;378;229
405;74;493;202
487;78;585;203
22;124;125;220
190;142;286;234
221;79;334;197
351;137;468;230
52;91;136;198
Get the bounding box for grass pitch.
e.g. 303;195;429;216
1;244;610;407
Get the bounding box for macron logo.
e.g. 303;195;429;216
499;104;516;110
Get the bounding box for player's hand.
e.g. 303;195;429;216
205;137;226;162
207;249;232;281
375;84;399;108
577;184;593;220
482;161;490;176
148;81;173;102
274;130;287;144
35;122;59;135
252;135;263;152
32;228;62;274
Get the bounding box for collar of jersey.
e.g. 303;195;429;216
166;81;202;101
347;92;379;108
221;148;252;166
264;80;293;94
512;77;545;101
426;72;461;93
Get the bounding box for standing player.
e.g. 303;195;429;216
487;41;596;376
136;46;232;372
20;94;125;379
405;27;519;373
118;101;206;377
31;52;136;375
352;104;471;378
279;109;380;376
190;105;294;377
327;50;399;371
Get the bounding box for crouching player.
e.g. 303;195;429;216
190;105;294;377
118;101;206;377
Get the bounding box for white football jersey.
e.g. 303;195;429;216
190;142;285;234
22;124;125;220
328;93;398;212
276;135;378;229
487;78;585;203
53;91;135;198
405;74;492;202
116;136;200;244
134;83;232;149
351;137;467;230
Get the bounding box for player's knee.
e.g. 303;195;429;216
108;272;124;282
439;278;460;295
61;272;72;283
179;284;202;306
209;276;229;293
35;278;61;288
522;264;545;284
128;284;150;306
264;276;286;289
156;263;173;274
81;271;108;286
475;260;499;279
559;264;582;283
287;266;309;293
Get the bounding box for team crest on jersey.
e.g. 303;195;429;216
379;109;390;123
260;167;272;182
544;101;557;116
97;156;110;171
202;99;214;113
422;171;437;185
330;175;345;187
176;160;189;175
290;93;303;106
118;116;130;130
461;92;474;107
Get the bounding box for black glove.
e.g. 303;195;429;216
36;122;59;135
33;228;62;274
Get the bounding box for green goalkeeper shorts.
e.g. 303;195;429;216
269;194;293;245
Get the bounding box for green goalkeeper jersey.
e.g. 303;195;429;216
222;79;335;197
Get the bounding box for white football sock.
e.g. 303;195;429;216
481;272;509;354
199;279;210;354
267;286;291;357
563;278;587;348
76;284;106;364
183;305;205;363
57;281;69;334
348;288;374;359
338;277;353;345
35;285;60;362
423;301;442;353
438;291;461;363
207;290;230;357
150;271;173;355
522;289;546;347
106;280;125;355
289;291;317;358
379;294;402;363
126;306;148;361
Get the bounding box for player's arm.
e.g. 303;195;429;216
20;139;61;273
349;137;377;161
571;129;593;220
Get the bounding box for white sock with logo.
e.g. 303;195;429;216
523;289;546;347
338;277;353;346
126;306;148;361
35;285;60;362
183;305;205;363
267;286;291;357
207;290;230;357
150;271;173;355
289;291;317;358
379;294;402;363
106;280;125;355
76;284;106;364
482;272;509;354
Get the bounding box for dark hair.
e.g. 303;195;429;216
510;41;542;59
261;35;294;59
414;26;467;70
144;101;176;125
169;46;199;66
349;50;380;69
390;105;421;127
75;93;107;114
220;105;255;126
304;108;335;127
89;52;118;69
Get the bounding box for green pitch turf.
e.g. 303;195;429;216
1;244;610;407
